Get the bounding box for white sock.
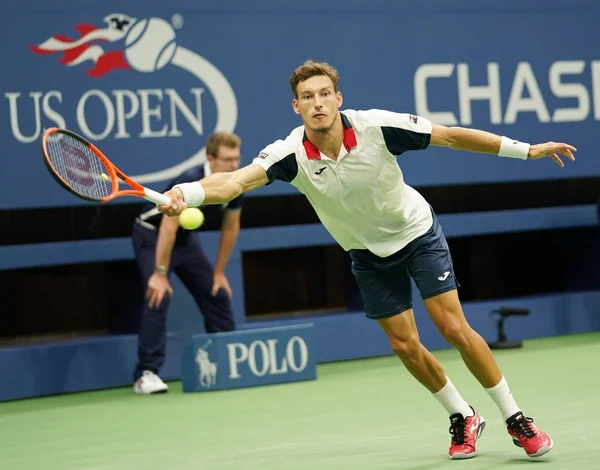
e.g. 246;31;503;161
433;377;474;418
485;376;520;421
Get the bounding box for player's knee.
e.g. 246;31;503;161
389;334;420;361
438;315;471;349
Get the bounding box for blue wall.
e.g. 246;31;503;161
2;0;600;401
2;0;599;209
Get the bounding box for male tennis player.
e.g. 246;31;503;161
157;61;576;459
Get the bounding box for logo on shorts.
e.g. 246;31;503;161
438;271;450;281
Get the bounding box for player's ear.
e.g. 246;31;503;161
292;98;300;115
336;91;343;108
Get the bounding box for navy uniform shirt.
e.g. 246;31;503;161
137;161;243;243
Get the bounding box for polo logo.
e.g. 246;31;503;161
195;339;217;388
314;167;327;175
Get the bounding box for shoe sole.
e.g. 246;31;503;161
133;387;169;395
512;438;553;458
450;418;487;460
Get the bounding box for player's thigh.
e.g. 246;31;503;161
423;289;470;335
350;252;413;320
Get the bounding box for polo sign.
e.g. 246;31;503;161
181;324;317;392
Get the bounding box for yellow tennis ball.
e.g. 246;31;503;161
101;173;109;181
178;208;204;230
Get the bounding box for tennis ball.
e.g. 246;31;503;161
179;208;204;230
101;173;109;181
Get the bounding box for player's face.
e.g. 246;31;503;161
208;145;241;173
293;75;342;133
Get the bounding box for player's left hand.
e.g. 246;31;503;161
528;142;577;167
212;272;233;299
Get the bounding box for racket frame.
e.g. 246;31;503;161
41;127;170;205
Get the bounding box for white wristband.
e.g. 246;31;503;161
499;136;530;160
172;182;205;207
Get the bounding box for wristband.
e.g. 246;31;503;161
172;182;206;207
499;136;530;160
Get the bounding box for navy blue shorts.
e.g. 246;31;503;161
349;210;459;320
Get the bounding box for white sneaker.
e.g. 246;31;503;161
133;370;169;394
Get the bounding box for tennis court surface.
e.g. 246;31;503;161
2;332;598;469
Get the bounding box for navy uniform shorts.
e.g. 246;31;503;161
349;209;459;320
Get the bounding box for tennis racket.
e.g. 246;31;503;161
41;127;171;206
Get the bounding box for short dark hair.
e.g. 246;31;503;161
290;60;340;99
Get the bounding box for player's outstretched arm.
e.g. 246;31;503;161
157;164;268;216
429;123;577;168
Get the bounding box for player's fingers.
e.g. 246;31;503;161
157;198;174;214
551;153;564;167
157;192;186;216
211;282;219;296
168;200;186;213
168;203;187;217
559;146;576;161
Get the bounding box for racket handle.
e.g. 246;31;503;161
143;187;172;206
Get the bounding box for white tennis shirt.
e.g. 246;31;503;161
252;109;434;258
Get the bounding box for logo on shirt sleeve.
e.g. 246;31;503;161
409;115;418;124
258;152;269;159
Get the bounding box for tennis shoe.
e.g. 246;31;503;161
448;407;486;459
133;370;168;394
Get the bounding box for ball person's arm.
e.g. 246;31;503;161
146;214;178;307
429;123;577;167
158;164;269;216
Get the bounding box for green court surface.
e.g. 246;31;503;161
1;332;599;470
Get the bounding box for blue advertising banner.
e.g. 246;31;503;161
1;0;599;209
181;324;317;392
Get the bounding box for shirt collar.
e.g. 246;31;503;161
302;112;358;160
203;160;212;177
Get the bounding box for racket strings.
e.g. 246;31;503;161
46;133;114;200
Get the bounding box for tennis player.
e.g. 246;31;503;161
157;61;576;459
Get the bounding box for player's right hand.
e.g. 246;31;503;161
157;187;187;216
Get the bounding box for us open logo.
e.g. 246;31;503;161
8;12;237;184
